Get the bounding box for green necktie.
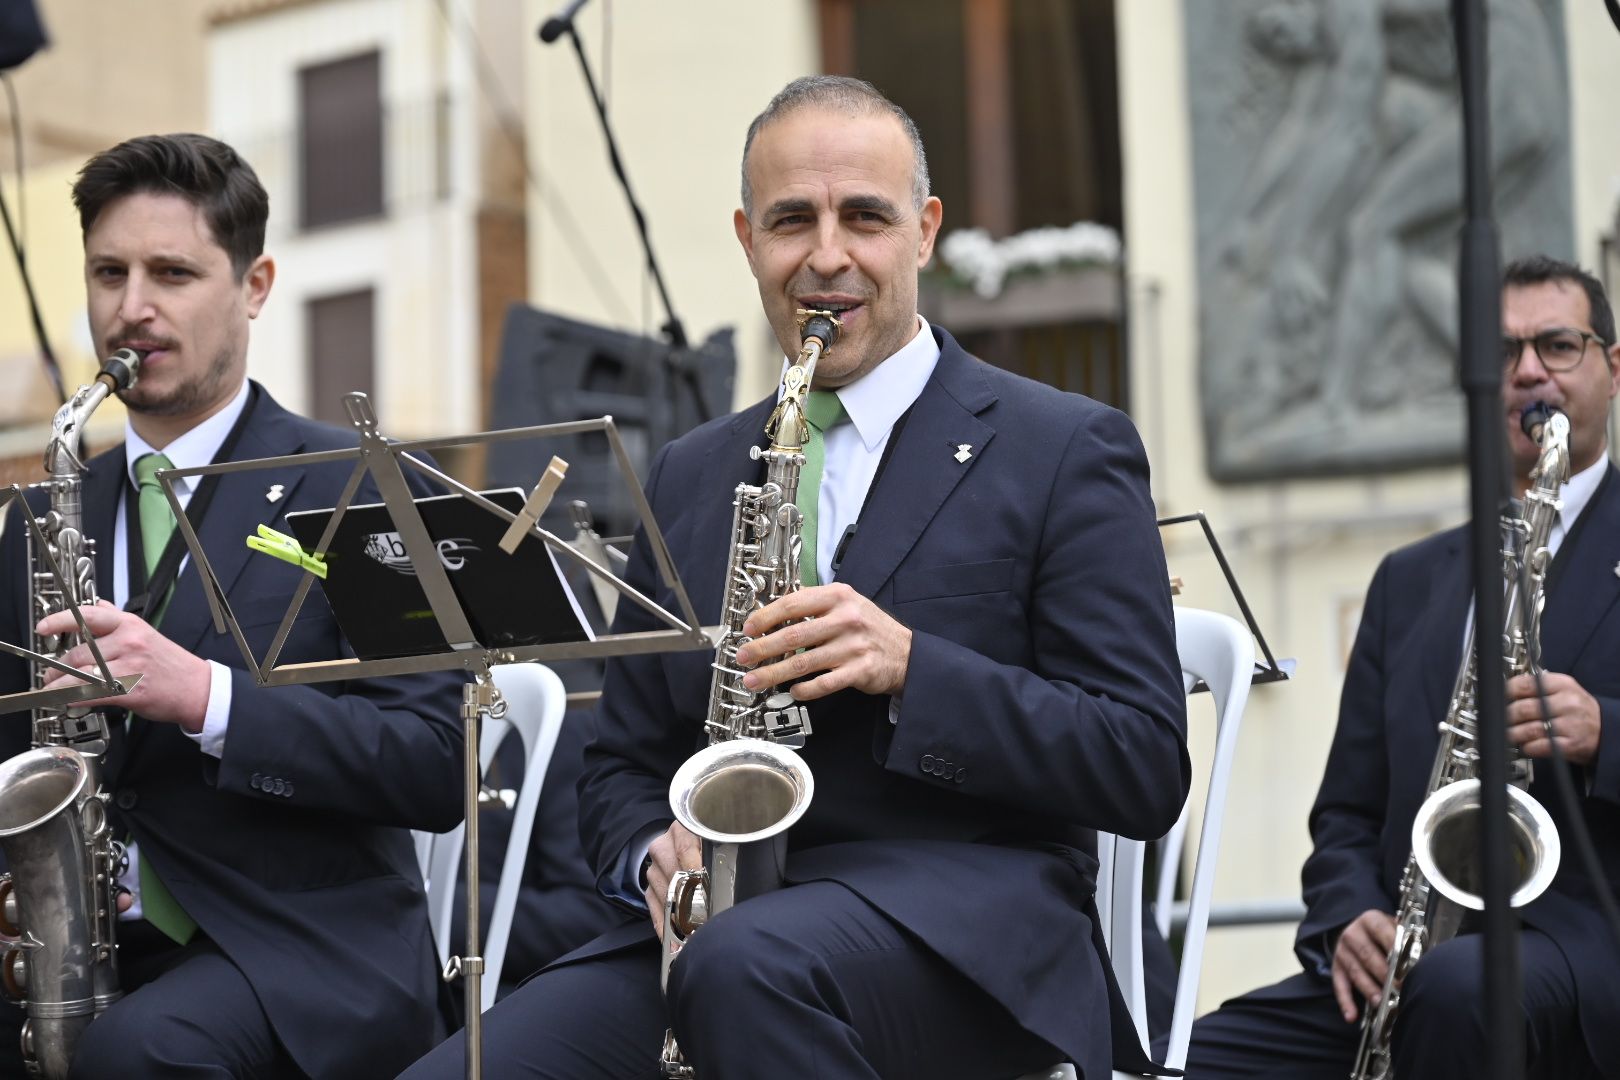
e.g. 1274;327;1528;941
131;452;199;946
795;391;847;586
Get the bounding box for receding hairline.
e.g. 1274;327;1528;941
742;107;924;215
740;77;931;217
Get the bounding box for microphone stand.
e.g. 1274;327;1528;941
1452;2;1519;1077
539;7;713;446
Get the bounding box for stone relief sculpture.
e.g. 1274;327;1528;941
1187;0;1572;480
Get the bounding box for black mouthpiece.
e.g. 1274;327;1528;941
1520;402;1557;439
800;314;840;352
99;348;143;392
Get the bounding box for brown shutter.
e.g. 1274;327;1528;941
299;51;384;228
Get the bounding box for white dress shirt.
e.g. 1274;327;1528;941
112;379;250;917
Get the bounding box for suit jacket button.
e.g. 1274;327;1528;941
940;762;956;780
954;767;967;784
114;790;137;811
272;779;286;796
282;782;295;798
920;754;936;773
250;772;263;790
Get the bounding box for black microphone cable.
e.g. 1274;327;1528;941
0;71;65;406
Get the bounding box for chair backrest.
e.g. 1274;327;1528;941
415;661;569;1004
1156;606;1255;1070
1015;608;1254;1080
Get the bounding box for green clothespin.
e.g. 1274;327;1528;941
246;524;328;579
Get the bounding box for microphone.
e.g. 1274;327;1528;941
538;0;591;43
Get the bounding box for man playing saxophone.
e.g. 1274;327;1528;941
0;134;465;1078
1185;255;1620;1079
402;75;1189;1080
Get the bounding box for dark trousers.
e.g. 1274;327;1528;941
402;880;1059;1080
1182;929;1602;1080
71;920;301;1079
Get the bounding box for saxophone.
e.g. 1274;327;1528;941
656;310;839;1079
1350;402;1568;1080
0;350;142;1078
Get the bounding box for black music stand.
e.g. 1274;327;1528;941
158;393;714;1080
1158;511;1294;691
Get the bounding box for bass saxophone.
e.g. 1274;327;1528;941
657;310;839;1079
1351;402;1567;1080
0;350;142;1078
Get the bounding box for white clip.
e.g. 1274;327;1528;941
266;484;284;504
953;443;973;464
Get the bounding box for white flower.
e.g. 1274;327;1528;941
935;221;1121;298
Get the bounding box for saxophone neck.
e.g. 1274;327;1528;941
42;350;143;479
765;310;842;453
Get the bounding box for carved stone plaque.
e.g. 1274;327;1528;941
1186;0;1573;481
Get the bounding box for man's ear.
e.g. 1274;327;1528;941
734;208;757;274
1606;340;1620;401
243;254;275;318
915;196;943;268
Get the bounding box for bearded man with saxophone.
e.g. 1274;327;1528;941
1184;255;1620;1079
0;134;466;1078
401;75;1189;1080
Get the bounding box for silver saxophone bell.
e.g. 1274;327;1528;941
1411;777;1560;914
658;740;813;1078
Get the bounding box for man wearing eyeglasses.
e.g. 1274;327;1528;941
1183;255;1620;1079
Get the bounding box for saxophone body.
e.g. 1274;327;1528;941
658;312;838;1079
0;351;141;1077
1351;403;1568;1080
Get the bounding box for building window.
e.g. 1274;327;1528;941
819;0;1126;407
298;50;384;228
306;288;376;424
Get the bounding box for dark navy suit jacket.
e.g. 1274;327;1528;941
570;327;1191;1078
0;385;465;1079
1299;464;1620;1074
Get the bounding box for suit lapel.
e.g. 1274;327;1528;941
160;389;309;656
685;399;775;625
1540;464;1620;672
85;446;126;598
82;448;130;781
1418;528;1472;736
833;333;996;600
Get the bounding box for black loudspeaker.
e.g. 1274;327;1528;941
0;0;47;72
486;303;736;538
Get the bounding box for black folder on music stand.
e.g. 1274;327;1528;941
284;489;595;662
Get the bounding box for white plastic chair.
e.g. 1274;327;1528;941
1016;606;1255;1080
414;662;569;1005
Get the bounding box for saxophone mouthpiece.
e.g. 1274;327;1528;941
97;348;143;393
1519;401;1560;442
796;309;842;353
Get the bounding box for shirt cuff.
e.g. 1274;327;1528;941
606;824;666;910
181;660;232;759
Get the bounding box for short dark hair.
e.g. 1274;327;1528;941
72;134;268;280
1502;254;1615;347
740;75;930;217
